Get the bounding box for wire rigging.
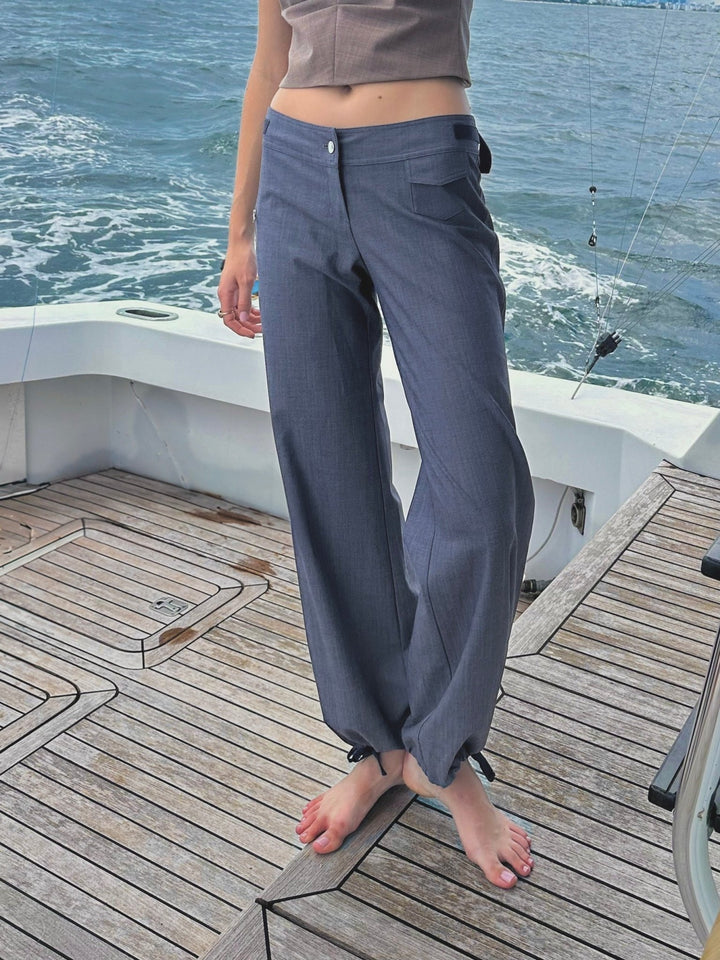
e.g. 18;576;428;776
601;34;720;329
573;10;718;397
615;235;720;334
613;55;720;337
600;7;670;328
583;5;603;376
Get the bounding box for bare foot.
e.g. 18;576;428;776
403;752;533;889
296;749;406;854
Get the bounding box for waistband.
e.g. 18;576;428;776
263;105;485;166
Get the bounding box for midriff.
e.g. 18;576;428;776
270;76;472;128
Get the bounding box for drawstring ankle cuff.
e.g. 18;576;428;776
347;744;387;776
470;750;496;782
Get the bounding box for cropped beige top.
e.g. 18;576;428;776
277;0;474;89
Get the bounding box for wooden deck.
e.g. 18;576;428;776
0;460;718;958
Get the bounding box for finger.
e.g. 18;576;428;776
231;311;262;333
234;281;258;323
217;275;238;320
223;313;257;338
233;300;263;332
223;310;262;339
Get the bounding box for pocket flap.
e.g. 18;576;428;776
407;151;469;185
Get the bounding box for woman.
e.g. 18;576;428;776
217;0;536;890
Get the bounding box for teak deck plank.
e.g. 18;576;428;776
2;569;153;638
208;625;316;681
386;812;696;954
357;844;670;960
0;880;138;960
490;707;675;816
15;555;172;627
0;916;70;960
0;843;197;960
0;797;218;956
2;758;259;911
0;459;718;958
556;615;709;676
277;888;472;960
43;479;299;585
494;684;668;767
543;638;700;704
400;799;689;918
508;468;674;657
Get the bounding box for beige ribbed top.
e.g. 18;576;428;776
277;0;473;89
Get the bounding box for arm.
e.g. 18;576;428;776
217;0;291;338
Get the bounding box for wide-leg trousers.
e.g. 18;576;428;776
254;105;535;789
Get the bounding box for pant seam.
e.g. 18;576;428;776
424;484;454;684
413;494;453;781
366;317;411;730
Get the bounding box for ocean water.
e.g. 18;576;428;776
2;0;719;405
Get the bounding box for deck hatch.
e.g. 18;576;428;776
0;517;267;669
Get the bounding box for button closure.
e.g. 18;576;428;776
326;140;335;154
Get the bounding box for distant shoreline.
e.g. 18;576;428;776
512;0;719;9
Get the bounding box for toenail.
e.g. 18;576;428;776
300;833;308;842
522;865;530;874
500;870;515;884
315;836;329;849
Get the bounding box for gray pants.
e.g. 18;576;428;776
255;106;535;788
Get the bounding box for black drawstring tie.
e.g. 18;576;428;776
347;745;494;783
470;750;496;782
347;744;387;776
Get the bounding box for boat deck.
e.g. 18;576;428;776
0;460;718;959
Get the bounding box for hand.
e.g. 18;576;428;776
217;245;262;338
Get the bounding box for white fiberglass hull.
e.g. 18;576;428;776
1;299;718;581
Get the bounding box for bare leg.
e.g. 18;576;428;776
296;749;406;854
402;752;533;889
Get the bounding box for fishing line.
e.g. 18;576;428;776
615;237;720;334
601;33;720;328
574;16;718;396
599;7;670;328
583;4;602;376
619;111;720;325
0;10;69;479
613;60;720;336
574;5;668;396
573;3;661;396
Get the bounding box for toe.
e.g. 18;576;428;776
312;827;344;854
503;846;532;878
509;822;530;843
510;839;533;865
485;860;518;889
299;814;326;845
510;830;531;853
296;809;319;835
